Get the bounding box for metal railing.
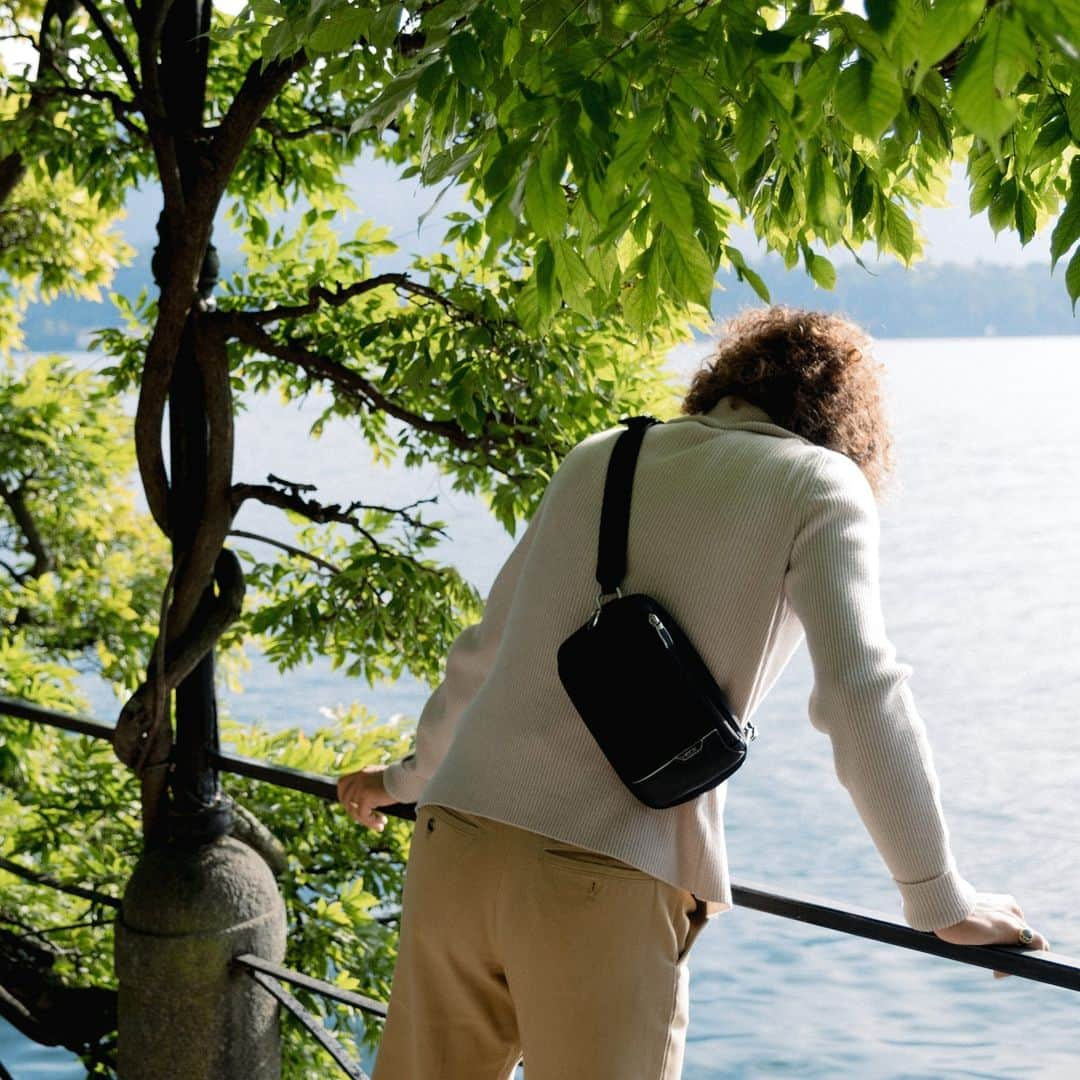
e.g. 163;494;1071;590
2;693;1078;1080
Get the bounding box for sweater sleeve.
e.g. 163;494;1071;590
381;492;548;805
782;450;978;932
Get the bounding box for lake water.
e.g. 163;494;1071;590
4;335;1080;1078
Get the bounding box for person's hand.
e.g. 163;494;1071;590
933;892;1050;979
337;764;394;833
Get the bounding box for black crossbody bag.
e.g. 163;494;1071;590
556;415;756;809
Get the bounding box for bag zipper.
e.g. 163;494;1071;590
648;612;675;648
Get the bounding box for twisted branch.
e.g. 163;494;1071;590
135;51;310;534
113;549;246;784
163;315;236;644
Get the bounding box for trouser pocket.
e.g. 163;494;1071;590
677;897;710;964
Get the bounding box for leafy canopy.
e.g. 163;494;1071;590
241;0;1080;315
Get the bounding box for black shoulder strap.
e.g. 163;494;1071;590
596;415;662;594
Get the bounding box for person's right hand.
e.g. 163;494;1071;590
932;892;1050;979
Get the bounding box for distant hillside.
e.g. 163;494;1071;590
17;250;1077;353
711;256;1077;339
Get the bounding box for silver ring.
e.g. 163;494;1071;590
1018;926;1035;946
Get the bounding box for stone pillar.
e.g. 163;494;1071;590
115;837;287;1079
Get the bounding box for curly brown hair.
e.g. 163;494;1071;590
682;306;894;499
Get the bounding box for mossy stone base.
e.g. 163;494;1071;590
115;836;286;1079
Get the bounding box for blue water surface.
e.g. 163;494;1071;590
4;337;1079;1078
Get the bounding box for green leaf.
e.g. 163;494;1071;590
580;80;611;131
803;244;837;289
914;0;984;76
658;227;715;309
630;241;664;333
534;240;556;317
1067;91;1080;145
725;245;770;302
417;57;447;103
793;47;843;131
482;140;529;200
1050;165;1080;269
369;3;404;49
348;68;421;135
307;8;371;53
884;200;915;261
951;9;1034;143
865;0;897;35
807;152;844;235
523;150;568;237
834;57;903;140
607;107;661;191
851;164;875;223
1029;112;1070;171
988;176;1017;233
967;151;1001;213
1067;246;1080;313
448;31;486;89
648;169;695;234
1014;186;1036;246
623;275;657;335
552;238;593;313
733;91;772;171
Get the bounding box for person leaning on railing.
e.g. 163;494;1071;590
338;306;1050;1080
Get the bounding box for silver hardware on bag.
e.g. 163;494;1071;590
647;612;674;648
633;730;720;783
675;739;705;761
590;586;623;627
744;719;757;742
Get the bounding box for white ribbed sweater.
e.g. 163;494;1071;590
382;396;977;932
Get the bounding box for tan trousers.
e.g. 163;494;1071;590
372;804;714;1080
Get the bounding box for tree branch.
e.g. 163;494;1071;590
0;855;120;909
205;49;311;202
228;528;343;575
213;312;484;451
0;0;81;209
249;100;371;152
0;557;27;582
32;67;150;142
135;0;184;217
0;910;111;953
77;0;143;101
0;479;53;577
230;483;387;553
233;483;444;538
225;272;487;327
0;928;117;1053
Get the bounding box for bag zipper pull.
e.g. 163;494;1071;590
648;612;674;648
